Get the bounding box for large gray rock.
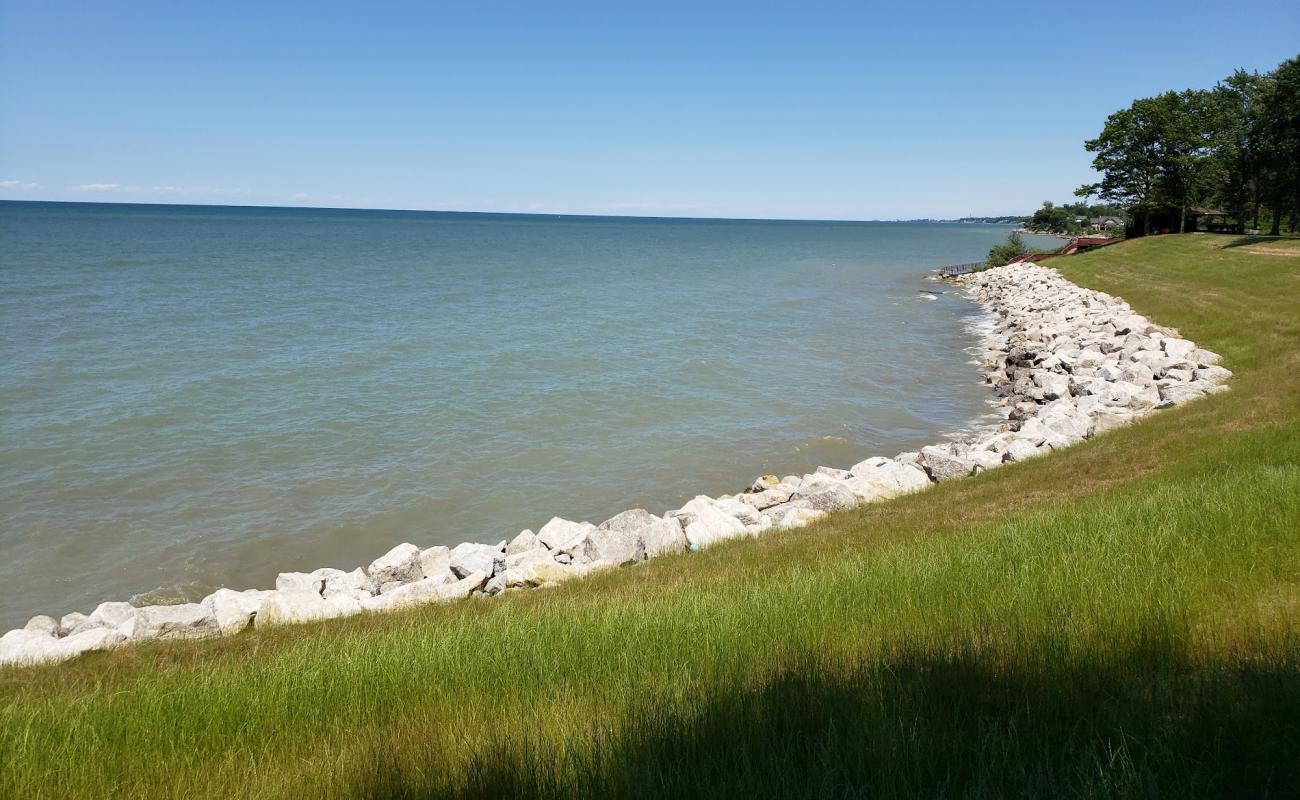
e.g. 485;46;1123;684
536;517;596;550
449;542;505;579
1196;365;1232;386
591;509;653;563
792;473;858;511
367;542;424;585
1034;371;1071;400
130;603;221;642
1004;437;1043;462
920;445;976;482
968;449;1004;471
1159;382;1207;406
640;515;688;558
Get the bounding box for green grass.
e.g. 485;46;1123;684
3;234;1299;799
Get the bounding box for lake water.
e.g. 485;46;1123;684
0;201;1055;627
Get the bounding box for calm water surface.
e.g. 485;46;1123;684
0;202;1055;626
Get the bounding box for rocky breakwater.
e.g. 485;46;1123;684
0;262;1230;668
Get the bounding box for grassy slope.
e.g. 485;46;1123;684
2;234;1298;799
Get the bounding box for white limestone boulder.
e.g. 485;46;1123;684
1004;438;1044;462
778;506;827;529
88;601;139;633
421;543;457;582
0;627;126;667
130;603;221;642
920;445;976;482
536;517;596;550
505;529;543;555
1159;382;1207;407
256;591;350;628
712;498;764;526
845;458;931;500
640;515;688;558
1196;365;1232;386
681;503;747;548
275;572;325;594
367;542;424;586
792;473;858;512
375;570;489;611
449;542;505;578
24;615;59;636
740;485;795;510
202;588;274;636
58;612;90;637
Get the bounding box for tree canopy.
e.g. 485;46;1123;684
1077;56;1300;235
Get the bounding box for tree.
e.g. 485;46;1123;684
1159;89;1220;233
1209;71;1267;231
1255;57;1300;236
1077;98;1166;234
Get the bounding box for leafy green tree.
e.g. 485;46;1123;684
1076;98;1167;234
1209;71;1267;231
986;231;1027;266
1160;89;1220;233
1255;56;1300;236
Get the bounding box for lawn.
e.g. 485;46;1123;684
2;233;1298;799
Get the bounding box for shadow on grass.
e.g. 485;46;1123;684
1218;234;1298;248
350;643;1300;800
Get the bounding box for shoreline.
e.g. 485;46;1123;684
1;262;1233;666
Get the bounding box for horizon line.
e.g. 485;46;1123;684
0;198;1030;225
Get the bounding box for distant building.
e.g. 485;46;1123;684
1089;216;1124;231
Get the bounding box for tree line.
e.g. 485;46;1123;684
1077;55;1300;236
1024;201;1127;235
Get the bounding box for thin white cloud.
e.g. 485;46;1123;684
0;179;41;189
291;192;309;200
76;183;120;191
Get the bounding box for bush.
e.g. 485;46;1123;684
986;231;1028;266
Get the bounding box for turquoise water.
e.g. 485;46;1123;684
0;202;1053;626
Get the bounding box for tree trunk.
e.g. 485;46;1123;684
1269;200;1282;236
1179;196;1187;234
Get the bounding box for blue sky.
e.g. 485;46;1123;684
1;1;1296;220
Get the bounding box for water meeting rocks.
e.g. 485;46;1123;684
1;262;1231;668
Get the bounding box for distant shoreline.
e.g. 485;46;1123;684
0;198;1029;227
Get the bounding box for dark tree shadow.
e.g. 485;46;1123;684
1219;235;1293;248
345;642;1300;800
